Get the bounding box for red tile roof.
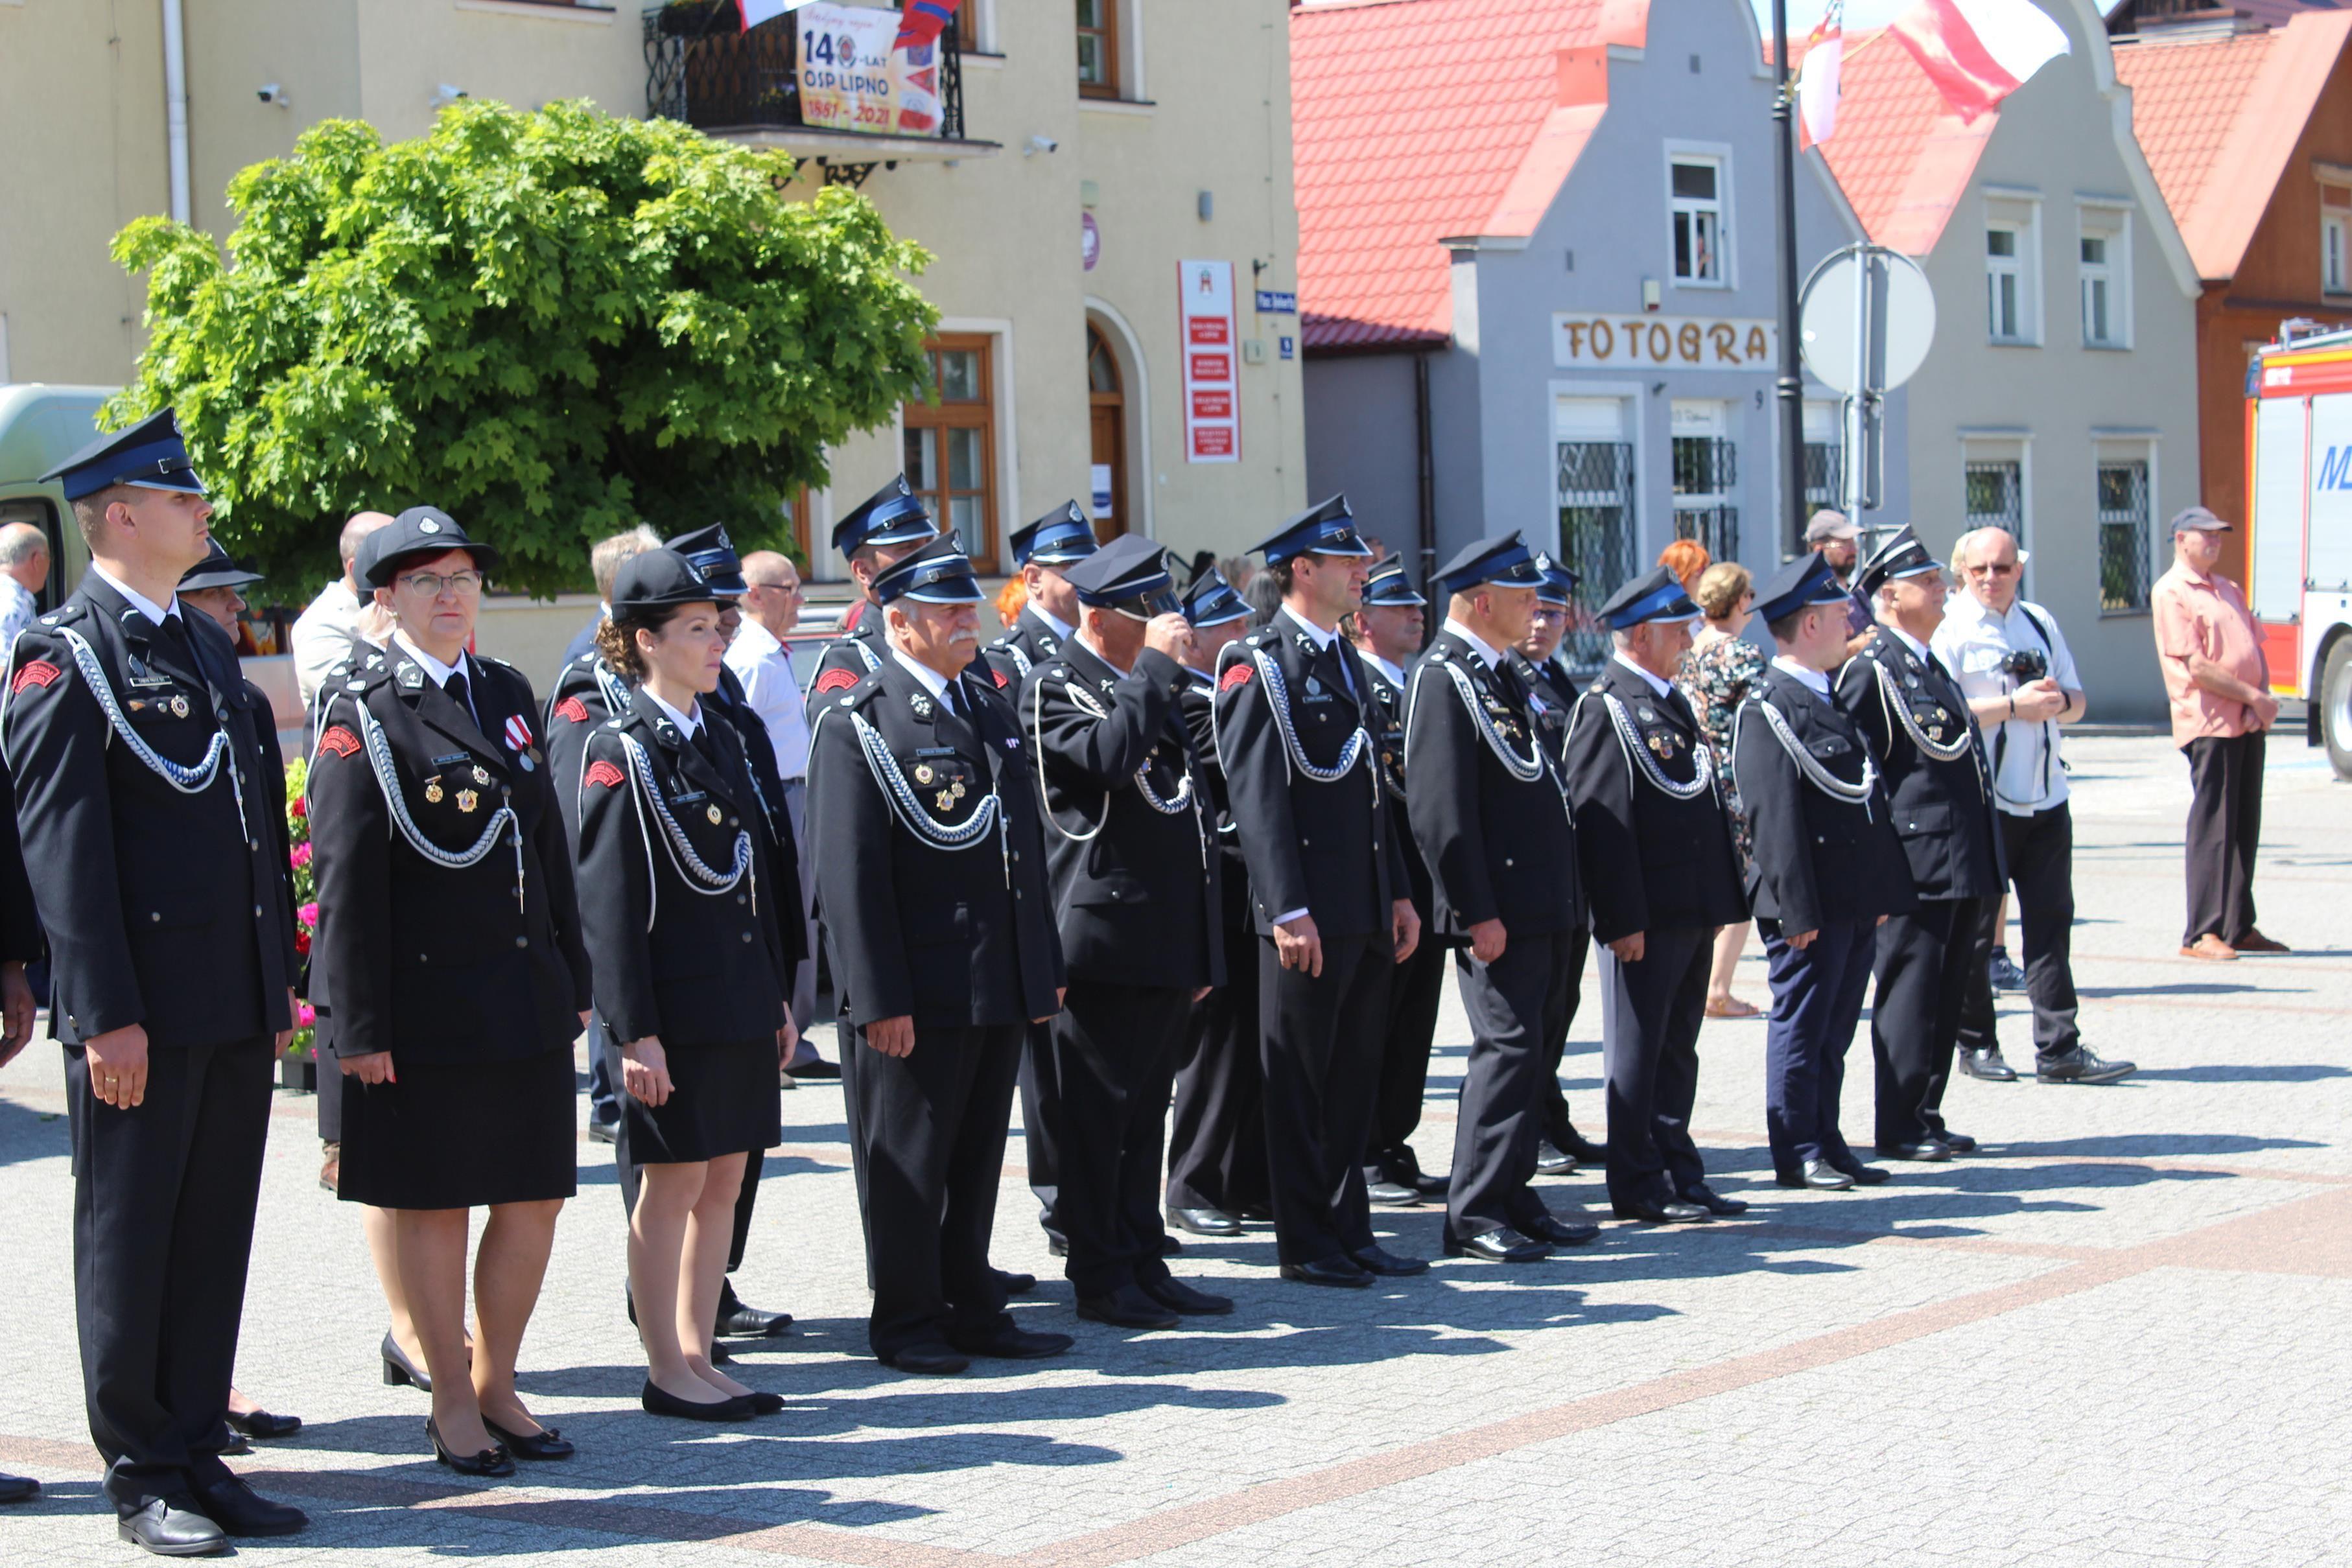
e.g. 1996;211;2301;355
1815;29;2000;256
2114;12;2352;278
1291;0;1647;350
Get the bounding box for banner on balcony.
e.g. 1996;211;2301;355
1180;260;1241;464
797;2;901;135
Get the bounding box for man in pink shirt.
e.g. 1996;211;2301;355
2150;507;2289;961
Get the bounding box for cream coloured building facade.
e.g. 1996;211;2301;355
0;0;1305;666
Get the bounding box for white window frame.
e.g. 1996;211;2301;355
1665;144;1734;290
2076;202;2132;351
2322;180;2352;296
1984;191;2043;347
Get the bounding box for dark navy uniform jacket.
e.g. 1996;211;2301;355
3;576;296;1048
805;616;889;701
806;654;1063;1029
572;688;791;1047
1732;664;1916;935
307;651;589;1063
1835;631;2005;903
1022;639;1221;992
1359;654;1435;916
982;605;1071;689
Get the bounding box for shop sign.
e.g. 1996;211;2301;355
1552;313;1776;372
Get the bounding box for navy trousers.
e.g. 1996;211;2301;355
1762;918;1875;1177
1600;924;1711;1208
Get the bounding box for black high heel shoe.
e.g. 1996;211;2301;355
381;1333;432;1394
482;1416;575;1460
426;1417;514;1477
639;1380;755;1422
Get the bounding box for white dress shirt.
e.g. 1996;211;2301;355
1361;649;1405;688
1440;616;1501;670
1933;594;2079;815
889;648;956;707
1610;650;1675;699
724;617;810;780
1770;656;1834;703
0;576;40;653
90;562;182;627
1028;603;1077;644
641;686;703;743
392;631;480;726
291;577;363;708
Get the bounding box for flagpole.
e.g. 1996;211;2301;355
1772;0;1806;558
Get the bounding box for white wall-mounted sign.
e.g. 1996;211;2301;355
1553;313;1776;372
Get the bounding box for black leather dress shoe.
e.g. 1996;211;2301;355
1797;1158;1855;1190
1280;1256;1372;1287
1519;1212;1603;1245
1680;1183;1749;1216
587;1118;618;1145
1348;1243;1430;1276
714;1283;794;1339
996;1269;1038;1296
1829;1160;1890;1186
1957;1045;2017;1082
1877;1139;1952;1162
117;1496;228;1556
883;1344;970;1376
1168;1206;1241;1237
482;1417;576;1460
2036;1047;2135;1084
951;1324;1075;1359
1559;1126;1610;1165
786;1056;841;1079
1234;1200;1274;1221
1935;1130;1979;1154
1365;1178;1422;1206
0;1471;37;1504
224;1407;301;1440
1533;1141;1575;1176
1442;1227;1553;1263
380;1333;432;1394
639;1382;755;1421
1160;1231;1183;1256
1142;1275;1234;1315
429;1416;519;1472
1612;1197;1710;1223
1411;1171;1450;1196
190;1476;307;1536
1077;1283;1182;1330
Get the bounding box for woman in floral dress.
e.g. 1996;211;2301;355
1678;561;1765;1018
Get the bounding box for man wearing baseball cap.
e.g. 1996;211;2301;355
1804;509;1879;657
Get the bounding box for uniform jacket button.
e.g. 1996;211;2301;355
253;905;263;919
151;911;162;923
1503;858;1514;868
736;893;747;905
514;936;528;949
741;931;753;942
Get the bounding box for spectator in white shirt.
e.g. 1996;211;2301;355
290;511;394;710
726;550;828;1074
1931;526;2093;1084
0;522;49;653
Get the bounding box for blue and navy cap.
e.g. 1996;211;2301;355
832;474;939;561
178;539;263;593
1752;552;1853;625
1009;502;1099;568
1597;565;1700;630
360;506;502;587
1533;552;1579;607
1253;495;1372;566
1062;533;1177;614
871;532;984;606
41;408;207;502
664;523;747;596
1361;554;1428;608
1855;524;1942;598
1431;532;1544;598
612;548;729;614
1181;565;1250;629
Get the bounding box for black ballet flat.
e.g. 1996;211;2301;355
482;1417;574;1460
226;1407;302;1440
381;1333;432;1394
639;1380;755;1422
426;1417;514;1478
743;1390;786;1415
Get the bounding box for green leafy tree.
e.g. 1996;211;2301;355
107;98;937;595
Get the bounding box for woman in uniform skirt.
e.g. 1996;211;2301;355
573;549;793;1420
308;507;593;1476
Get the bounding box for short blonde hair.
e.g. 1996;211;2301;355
1695;561;1751;620
591;525;661;601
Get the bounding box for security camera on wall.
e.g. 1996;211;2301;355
257;83;289;108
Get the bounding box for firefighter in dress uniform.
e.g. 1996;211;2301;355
1022;534;1232;1329
805;535;1069;1374
804;475;942;694
1213;496;1424;1287
1732;554;1916;1189
1560;566;1750;1224
5;412;305;1552
1404;533;1598;1263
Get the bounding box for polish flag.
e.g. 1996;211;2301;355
737;0;819;29
1796;1;1844;147
1889;0;2070;124
893;0;963;53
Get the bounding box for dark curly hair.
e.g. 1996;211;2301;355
595;604;688;682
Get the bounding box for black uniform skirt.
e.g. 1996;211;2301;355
336;1046;578;1210
619;1038;783;1167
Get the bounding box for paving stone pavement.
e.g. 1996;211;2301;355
0;731;2345;1566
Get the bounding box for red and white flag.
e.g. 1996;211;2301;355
737;0;820;29
1890;0;2070;124
1797;1;1845;147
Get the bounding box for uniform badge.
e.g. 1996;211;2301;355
915;764;935;784
1305;675;1324;698
170;694;191;718
705;804;723;825
471;765;490;786
812;668;859;696
317;725;360;760
456;790;478;813
1905;672;1922;689
585;760;626;790
425;779;445;804
554;696;591;724
1927;725;1944;742
911;694;935;720
951;781;967;800
1637;705;1656;723
504;714;534;753
935;790;955;810
1219;664;1253;692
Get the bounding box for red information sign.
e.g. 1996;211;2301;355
1179;259;1240;464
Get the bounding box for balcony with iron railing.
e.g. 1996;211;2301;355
643;2;997;185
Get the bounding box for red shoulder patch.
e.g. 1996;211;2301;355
317;725;360;759
8;659;60;696
1219;664;1254;692
992;668;1009;689
813;667;860;695
554;695;590;724
584;759;626;790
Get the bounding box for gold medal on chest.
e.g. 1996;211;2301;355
915;763;935;784
456;789;478;813
935;789;955;810
170;694;191;719
706;804;723;825
424;778;444;804
471;765;490;786
950;780;967;800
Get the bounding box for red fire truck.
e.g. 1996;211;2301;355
2244;327;2352;779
